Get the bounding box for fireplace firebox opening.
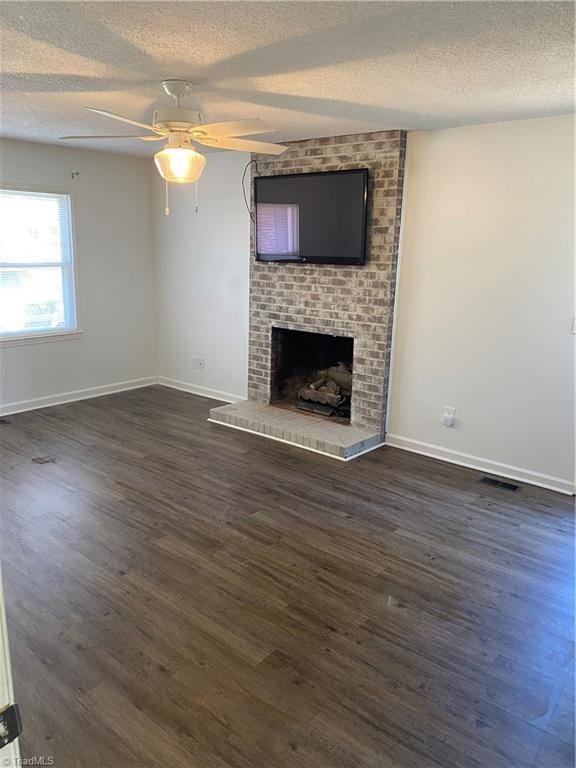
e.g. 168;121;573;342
270;328;354;421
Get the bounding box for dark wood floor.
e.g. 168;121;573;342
0;386;573;768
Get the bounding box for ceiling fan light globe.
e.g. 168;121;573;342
154;147;206;184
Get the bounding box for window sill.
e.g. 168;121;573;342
0;330;83;348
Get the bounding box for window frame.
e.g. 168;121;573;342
0;184;82;347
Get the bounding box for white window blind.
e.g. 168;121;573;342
0;189;77;338
256;203;300;256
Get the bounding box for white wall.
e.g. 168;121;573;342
387;116;574;493
0;139;156;412
153;151;250;401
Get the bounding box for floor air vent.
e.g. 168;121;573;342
479;476;521;492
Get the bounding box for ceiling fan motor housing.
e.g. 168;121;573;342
153;108;202;133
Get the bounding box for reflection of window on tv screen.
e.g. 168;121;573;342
256;203;300;258
255;169;367;265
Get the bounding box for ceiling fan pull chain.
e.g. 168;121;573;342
165;179;170;216
195;181;199;213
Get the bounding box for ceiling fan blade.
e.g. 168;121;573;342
191;118;273;138
86;107;164;134
60;134;165;141
196;136;288;155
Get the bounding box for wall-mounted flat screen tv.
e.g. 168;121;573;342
254;169;368;265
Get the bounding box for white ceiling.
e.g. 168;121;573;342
0;1;573;156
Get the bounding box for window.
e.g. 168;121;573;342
0;189;77;340
256;203;300;257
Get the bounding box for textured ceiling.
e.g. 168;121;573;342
0;1;573;156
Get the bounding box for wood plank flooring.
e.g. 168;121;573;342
0;385;573;768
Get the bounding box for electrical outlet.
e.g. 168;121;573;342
442;406;456;427
192;356;205;371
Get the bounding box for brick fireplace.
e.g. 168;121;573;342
210;129;406;459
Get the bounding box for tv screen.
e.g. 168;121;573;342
254;169;368;265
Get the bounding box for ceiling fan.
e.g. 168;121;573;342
60;79;288;185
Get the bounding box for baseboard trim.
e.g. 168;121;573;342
0;377;157;417
157;377;244;404
0;375;243;417
385;434;575;496
208;417;385;461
